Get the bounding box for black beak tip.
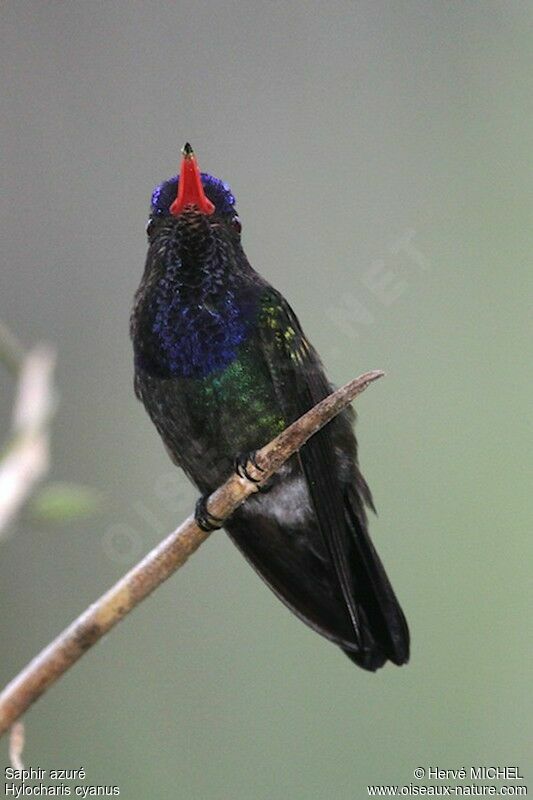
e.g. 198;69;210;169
182;142;194;157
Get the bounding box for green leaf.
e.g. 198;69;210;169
29;482;102;523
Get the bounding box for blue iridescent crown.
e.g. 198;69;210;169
151;173;236;217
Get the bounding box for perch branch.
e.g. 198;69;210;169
0;369;384;738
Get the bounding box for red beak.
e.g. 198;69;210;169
169;143;215;217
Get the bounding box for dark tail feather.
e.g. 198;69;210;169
343;645;388;672
344;487;410;668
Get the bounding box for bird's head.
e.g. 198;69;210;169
134;144;250;379
146;143;242;247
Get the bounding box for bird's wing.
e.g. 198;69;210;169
257;291;369;639
254;288;409;667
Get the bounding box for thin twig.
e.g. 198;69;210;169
0;346;57;538
0;370;384;738
9;722;25;770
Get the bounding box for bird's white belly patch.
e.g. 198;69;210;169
241;473;313;528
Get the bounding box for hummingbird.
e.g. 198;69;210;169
130;143;409;670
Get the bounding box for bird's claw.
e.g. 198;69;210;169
195;495;223;532
235;450;265;484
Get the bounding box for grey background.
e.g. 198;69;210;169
1;2;531;798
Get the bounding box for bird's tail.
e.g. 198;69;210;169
342;486;410;670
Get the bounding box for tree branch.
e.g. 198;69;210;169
0;344;56;539
9;722;25;770
0;370;384;738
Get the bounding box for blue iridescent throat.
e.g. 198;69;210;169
149;269;249;379
151;173;236;217
146;232;251;380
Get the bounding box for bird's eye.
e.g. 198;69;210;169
146;218;156;238
232;216;242;234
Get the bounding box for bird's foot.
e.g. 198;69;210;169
195;495;223;532
235;450;265;484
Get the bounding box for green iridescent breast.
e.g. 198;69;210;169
196;337;285;453
191;288;311;455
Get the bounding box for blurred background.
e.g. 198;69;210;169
1;2;531;798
